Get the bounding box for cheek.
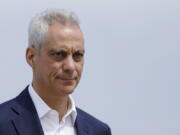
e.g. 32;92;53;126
50;62;61;69
76;62;84;75
39;60;60;76
49;62;63;75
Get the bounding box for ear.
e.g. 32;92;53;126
26;47;37;68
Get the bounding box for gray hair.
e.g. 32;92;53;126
28;9;80;51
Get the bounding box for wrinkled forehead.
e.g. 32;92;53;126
47;23;84;41
38;23;84;52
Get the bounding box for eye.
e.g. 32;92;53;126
51;50;67;60
73;51;84;61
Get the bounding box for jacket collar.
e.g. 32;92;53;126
10;86;90;135
75;108;91;135
11;86;44;135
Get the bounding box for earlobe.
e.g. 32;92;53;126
26;47;36;68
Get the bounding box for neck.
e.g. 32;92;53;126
32;82;69;120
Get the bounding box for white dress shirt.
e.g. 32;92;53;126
28;84;77;135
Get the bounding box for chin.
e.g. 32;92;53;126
56;86;76;96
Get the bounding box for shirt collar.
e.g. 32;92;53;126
28;84;77;124
64;95;77;124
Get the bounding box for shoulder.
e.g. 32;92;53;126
0;86;29;113
0;98;16;112
76;107;111;135
0;98;17;122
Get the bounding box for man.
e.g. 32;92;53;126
0;9;111;135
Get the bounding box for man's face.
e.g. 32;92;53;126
27;23;84;97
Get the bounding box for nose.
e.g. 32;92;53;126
63;56;76;73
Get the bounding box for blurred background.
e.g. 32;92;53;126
0;0;179;134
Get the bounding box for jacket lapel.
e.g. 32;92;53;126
10;86;44;135
75;108;90;135
10;86;91;135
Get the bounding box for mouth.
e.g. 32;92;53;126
56;77;76;85
60;78;75;81
55;76;77;81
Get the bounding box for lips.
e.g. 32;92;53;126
55;75;77;80
60;78;75;80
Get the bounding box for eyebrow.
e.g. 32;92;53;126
75;49;85;53
47;48;67;53
47;48;85;54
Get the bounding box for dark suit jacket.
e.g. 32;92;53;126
0;86;111;135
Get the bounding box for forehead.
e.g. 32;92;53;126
41;23;84;51
48;23;83;41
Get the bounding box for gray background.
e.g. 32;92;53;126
0;0;179;135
